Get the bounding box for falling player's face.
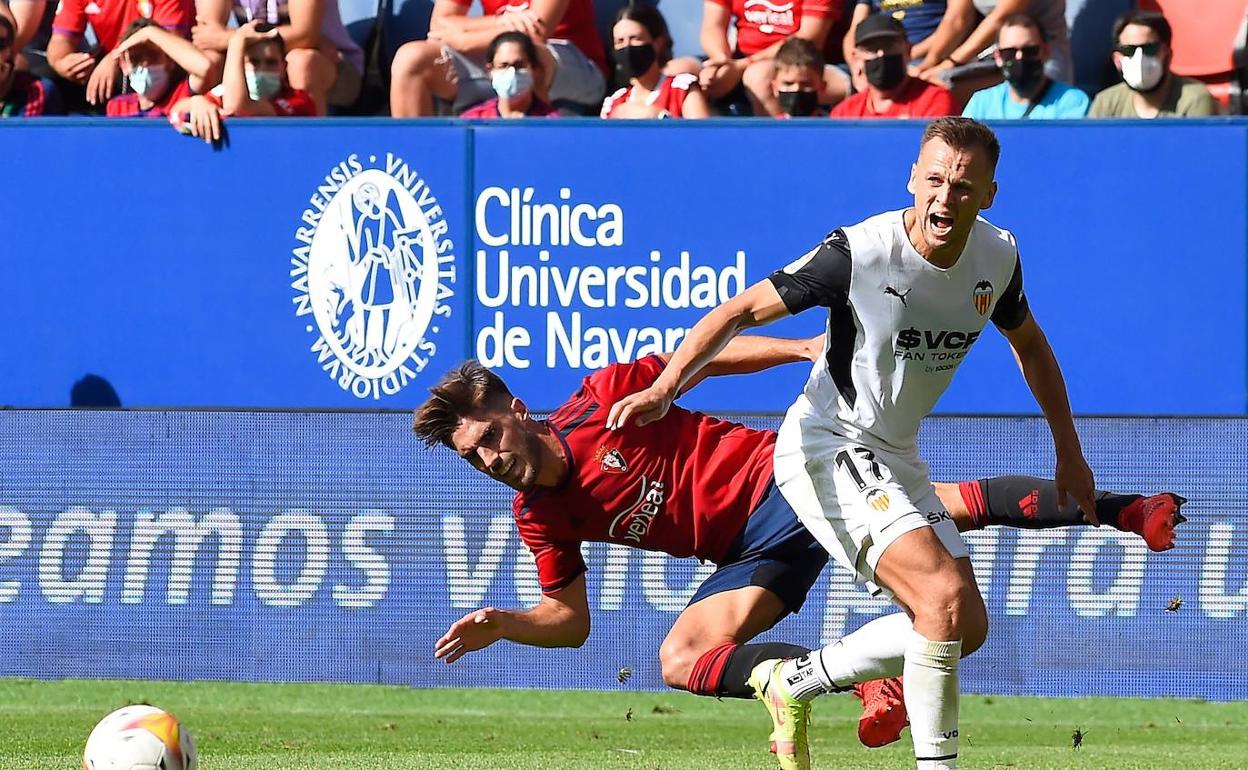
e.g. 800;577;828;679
908;137;997;256
449;403;547;491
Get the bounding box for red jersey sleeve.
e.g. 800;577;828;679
800;0;837;19
273;88;318;116
51;0;87;39
514;501;586;594
585;356;667;403
151;0;193;34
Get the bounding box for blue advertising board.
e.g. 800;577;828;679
3;119;1246;413
0;409;1244;699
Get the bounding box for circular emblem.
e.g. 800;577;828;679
293;154;455;400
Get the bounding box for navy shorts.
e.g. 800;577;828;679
687;481;828;616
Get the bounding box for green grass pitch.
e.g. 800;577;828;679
3;679;1245;769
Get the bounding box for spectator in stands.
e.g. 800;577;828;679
461;30;559;117
1;12;61;114
174;20;316;120
772;36;826;117
962;12;1086;119
602;4;708;119
192;0;362;114
47;0;192;108
914;0;1071;87
1089;9;1216;119
2;0;57;76
699;0;848;115
389;0;606;117
831;13;954;118
844;0;965;68
105;19;211;117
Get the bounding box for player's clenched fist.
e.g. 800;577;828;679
606;385;674;430
434;607;505;664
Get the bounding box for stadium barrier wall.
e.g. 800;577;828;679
3;119;1246;414
1;409;1245;700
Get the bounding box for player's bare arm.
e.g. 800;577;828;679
606;280;793;430
434;573;590;664
671;332;822;394
999;310;1097;524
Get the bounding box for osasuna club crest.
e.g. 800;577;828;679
972;280;993;316
290;153;457;400
597;447;629;473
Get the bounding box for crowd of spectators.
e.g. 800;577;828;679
0;0;1231;124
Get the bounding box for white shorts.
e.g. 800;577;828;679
772;400;968;600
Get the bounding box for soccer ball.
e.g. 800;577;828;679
82;705;197;770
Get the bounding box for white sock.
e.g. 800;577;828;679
904;630;961;770
776;612;911;701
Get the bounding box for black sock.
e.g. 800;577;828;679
718;642;810;699
974;475;1141;530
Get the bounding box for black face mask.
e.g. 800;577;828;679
1001;57;1046;95
615;43;657;81
864;52;906;91
777;89;818;117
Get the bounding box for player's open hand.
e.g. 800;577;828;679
606;385;673;431
435;607;505;664
1056;451;1097;526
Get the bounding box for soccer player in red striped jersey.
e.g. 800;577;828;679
412;337;1184;750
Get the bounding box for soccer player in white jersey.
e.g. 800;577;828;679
606;117;1096;770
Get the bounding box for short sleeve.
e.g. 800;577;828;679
961;89;987;119
991;255;1029;331
275;89;318;116
587;356;667;403
766;229;853;315
152;0;192;33
514;506;587;594
51;0;87;39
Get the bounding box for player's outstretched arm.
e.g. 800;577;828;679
607;281;793;429
998;312;1097;524
666;333;823;394
433;574;591;664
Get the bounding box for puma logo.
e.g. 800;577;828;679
884;286;911;306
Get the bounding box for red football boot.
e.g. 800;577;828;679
1120;493;1188;552
853;677;908;748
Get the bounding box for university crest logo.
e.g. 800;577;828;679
292;153;456;400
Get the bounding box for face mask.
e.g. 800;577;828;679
1001;56;1046;95
777;89;818;117
1120;48;1164;92
128;64;169;99
864;52;906;91
491;66;534;101
615;43;657;81
246;69;283;100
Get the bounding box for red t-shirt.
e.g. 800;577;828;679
201;84;318;116
830;76;955;118
601;73;697;118
106;77;191;117
52;0;193;54
513;356;777;594
461;96;559;118
462;0;607;75
707;0;839;56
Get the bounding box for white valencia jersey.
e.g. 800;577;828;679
767;209;1029;454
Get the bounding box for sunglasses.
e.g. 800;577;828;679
1115;42;1161;57
999;45;1042;60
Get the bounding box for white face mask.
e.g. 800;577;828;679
490;66;533;101
1120;47;1164;92
128;63;170;99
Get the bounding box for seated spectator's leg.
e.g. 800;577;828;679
820;64;850;109
532;43;556;103
665;56;702;77
701;59;743;100
286;47;338;115
741;57;779;116
544;40;605;115
327;50;364;110
390;40;461;117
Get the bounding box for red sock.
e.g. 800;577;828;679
687;642;737;696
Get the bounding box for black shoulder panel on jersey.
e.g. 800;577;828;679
766;229;853;316
991;255;1030;331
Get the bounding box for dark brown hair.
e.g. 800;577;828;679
921;117;1001;170
1112;9;1171;46
613;3;672;64
999;12;1046;44
774;36;824;73
412;361;514;448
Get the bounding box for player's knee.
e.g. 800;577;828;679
391;41;440;81
657;638;696;690
911;571;981;641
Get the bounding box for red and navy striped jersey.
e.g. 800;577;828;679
512;356;777;594
1;73;62;117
